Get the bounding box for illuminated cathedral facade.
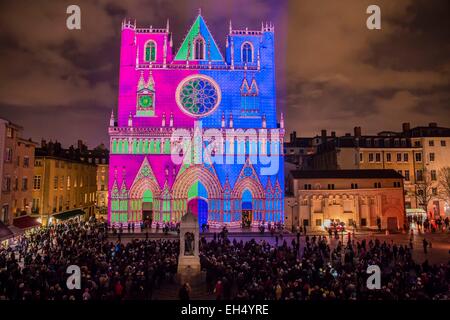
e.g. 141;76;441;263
108;12;284;227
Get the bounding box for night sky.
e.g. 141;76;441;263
0;0;448;147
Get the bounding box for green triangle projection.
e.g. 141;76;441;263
174;14;223;61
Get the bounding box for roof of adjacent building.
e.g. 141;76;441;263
290;169;403;179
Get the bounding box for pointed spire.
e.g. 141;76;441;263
221;112;225;128
146;70;154;90
229;114;234;128
110;109;115;127
166;19;170;32
262;114;267;129
198;8;202;16
280;112;285;129
162;112;166;127
128;113;133;127
169;112;174;127
229;20;232;34
138;71;145;90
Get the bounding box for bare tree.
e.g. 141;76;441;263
438;166;450;203
414;169;434;211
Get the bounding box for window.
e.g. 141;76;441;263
415;152;422;162
432;188;438;196
359;153;363;162
33;176;41;190
429;153;435;162
304;184;312;190
431;170;437;181
22;177;28;191
403;153;409;162
53;176;58;190
396;153;401;162
6;127;13;138
374;182;381;188
398;170;402;176
394;181;401;188
404;170;410;181
315;219;322;227
35;159;42;167
5;148;12;162
386;153;391;162
60;175;64;189
414;141;421;147
194;37;204;60
32;198;40;213
67;176;71;189
428;140;434;146
327;184;335;190
416;170;423;181
369;153;374;162
441;140;446;147
242;42;253;63
351;183;358;189
375;153;381;162
360;218;367;227
23;156;30;168
3;176;11;192
144;40;156;62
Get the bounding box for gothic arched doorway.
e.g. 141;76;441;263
242;189;253;228
187;181;208;228
142;189;154;225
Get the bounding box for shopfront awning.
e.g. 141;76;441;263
0;221;13;241
53;209;85;221
13;216;41;230
406;208;427;215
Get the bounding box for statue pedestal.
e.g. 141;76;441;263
177;211;202;284
177;256;202;284
178;256;201;274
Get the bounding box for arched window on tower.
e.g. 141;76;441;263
194;37;205;60
144;41;156;62
242;42;253;63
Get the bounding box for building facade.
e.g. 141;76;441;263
109;13;284;227
309;124;450;216
286;170;405;232
406;123;450;217
0;119;38;225
32;141;97;225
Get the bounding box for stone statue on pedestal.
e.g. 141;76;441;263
177;211;201;280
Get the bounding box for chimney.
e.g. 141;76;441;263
402;122;410;132
321;129;327;143
77;140;83;150
429;122;437;128
354;126;361;137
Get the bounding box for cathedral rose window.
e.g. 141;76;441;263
176;75;221;117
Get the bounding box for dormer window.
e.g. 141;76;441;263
242;42;253;63
194;36;205;60
144;40;156;62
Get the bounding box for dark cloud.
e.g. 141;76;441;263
0;0;448;147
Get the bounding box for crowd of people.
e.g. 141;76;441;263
200;235;449;300
0;219;448;300
0;219;178;300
